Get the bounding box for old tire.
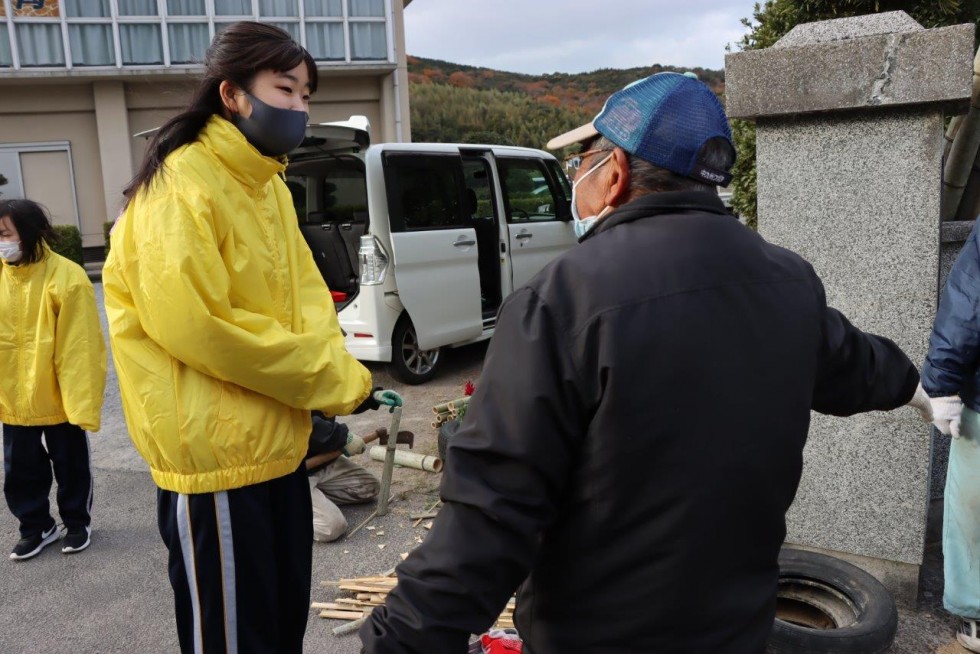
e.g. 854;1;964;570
437;419;461;462
389;317;442;385
768;548;897;654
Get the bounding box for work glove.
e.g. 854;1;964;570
906;383;934;423
931;395;964;438
342;432;366;456
353;387;403;414
373;389;403;409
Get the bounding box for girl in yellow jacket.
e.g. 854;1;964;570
0;199;106;561
103;22;377;654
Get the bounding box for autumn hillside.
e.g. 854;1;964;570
407;55;725;151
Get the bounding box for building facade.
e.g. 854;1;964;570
0;0;413;253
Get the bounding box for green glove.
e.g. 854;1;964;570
373;389;403;408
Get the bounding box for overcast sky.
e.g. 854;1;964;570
403;0;759;75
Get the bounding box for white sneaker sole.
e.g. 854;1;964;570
9;526;61;561
958;632;980;653
61;527;91;554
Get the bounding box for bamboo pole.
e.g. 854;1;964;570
369;447;443;473
943;47;980;221
432;397;469;414
946;115;964;161
955;144;980;221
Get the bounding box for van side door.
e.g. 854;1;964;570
498;156;577;290
383;152;483;350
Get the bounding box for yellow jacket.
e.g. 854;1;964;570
103;116;372;494
0;250;106;432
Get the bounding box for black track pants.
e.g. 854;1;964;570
157;466;313;654
3;422;92;538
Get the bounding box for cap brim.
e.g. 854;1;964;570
546;122;599;150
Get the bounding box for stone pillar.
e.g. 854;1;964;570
93;81;133;233
725;12;974;604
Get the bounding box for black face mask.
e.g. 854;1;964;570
232;92;308;157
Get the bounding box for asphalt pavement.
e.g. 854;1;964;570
0;283;970;653
0;283;486;654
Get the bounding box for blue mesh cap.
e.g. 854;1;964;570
547;72;735;186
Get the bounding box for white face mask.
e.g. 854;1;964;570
571;153;614;240
0;241;21;263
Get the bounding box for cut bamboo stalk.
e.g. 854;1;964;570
433;397;468;414
332;614;371;636
955;145;980;221
320;609;365;620
369;447;443;473
943;46;980;221
946;115;964;161
339;584;398;593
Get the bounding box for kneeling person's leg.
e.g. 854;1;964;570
309;474;348;542
316;455;380;505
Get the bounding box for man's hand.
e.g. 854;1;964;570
343;433;367;456
907;383;934;423
931;395;964;438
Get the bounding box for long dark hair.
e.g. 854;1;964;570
0;198;56;266
124;21;317;203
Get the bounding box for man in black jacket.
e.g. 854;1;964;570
361;73;933;653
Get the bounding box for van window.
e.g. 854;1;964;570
287;156;368;226
546;159;572;200
498;158;561;223
322;166;368;224
384;154;465;232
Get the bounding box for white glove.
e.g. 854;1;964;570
907;383;934;423
342;432;366;456
931;395;963;438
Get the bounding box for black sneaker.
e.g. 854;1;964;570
9;524;60;561
61;526;91;554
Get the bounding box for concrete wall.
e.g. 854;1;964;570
725;12;974;604
0;86;107;247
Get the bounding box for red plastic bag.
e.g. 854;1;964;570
480;629;522;654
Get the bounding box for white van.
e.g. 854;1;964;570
287;117;577;383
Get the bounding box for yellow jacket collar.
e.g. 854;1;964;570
1;247;49;278
199;116;286;189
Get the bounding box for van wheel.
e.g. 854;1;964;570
390;317;441;385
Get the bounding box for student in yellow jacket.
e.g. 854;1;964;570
0;199;107;561
102;23;383;654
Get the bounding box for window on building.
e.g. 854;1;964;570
258;0;299;17
304;0;342;17
1;0;394;69
117;0;160;16
306;21;344;61
349;0;384;18
120;23;164;64
64;0;112;18
68;24;115;66
168;23;209;64
16;23;65;66
349;21;385;60
0;29;12;67
214;0;251;14
167;0;206;16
